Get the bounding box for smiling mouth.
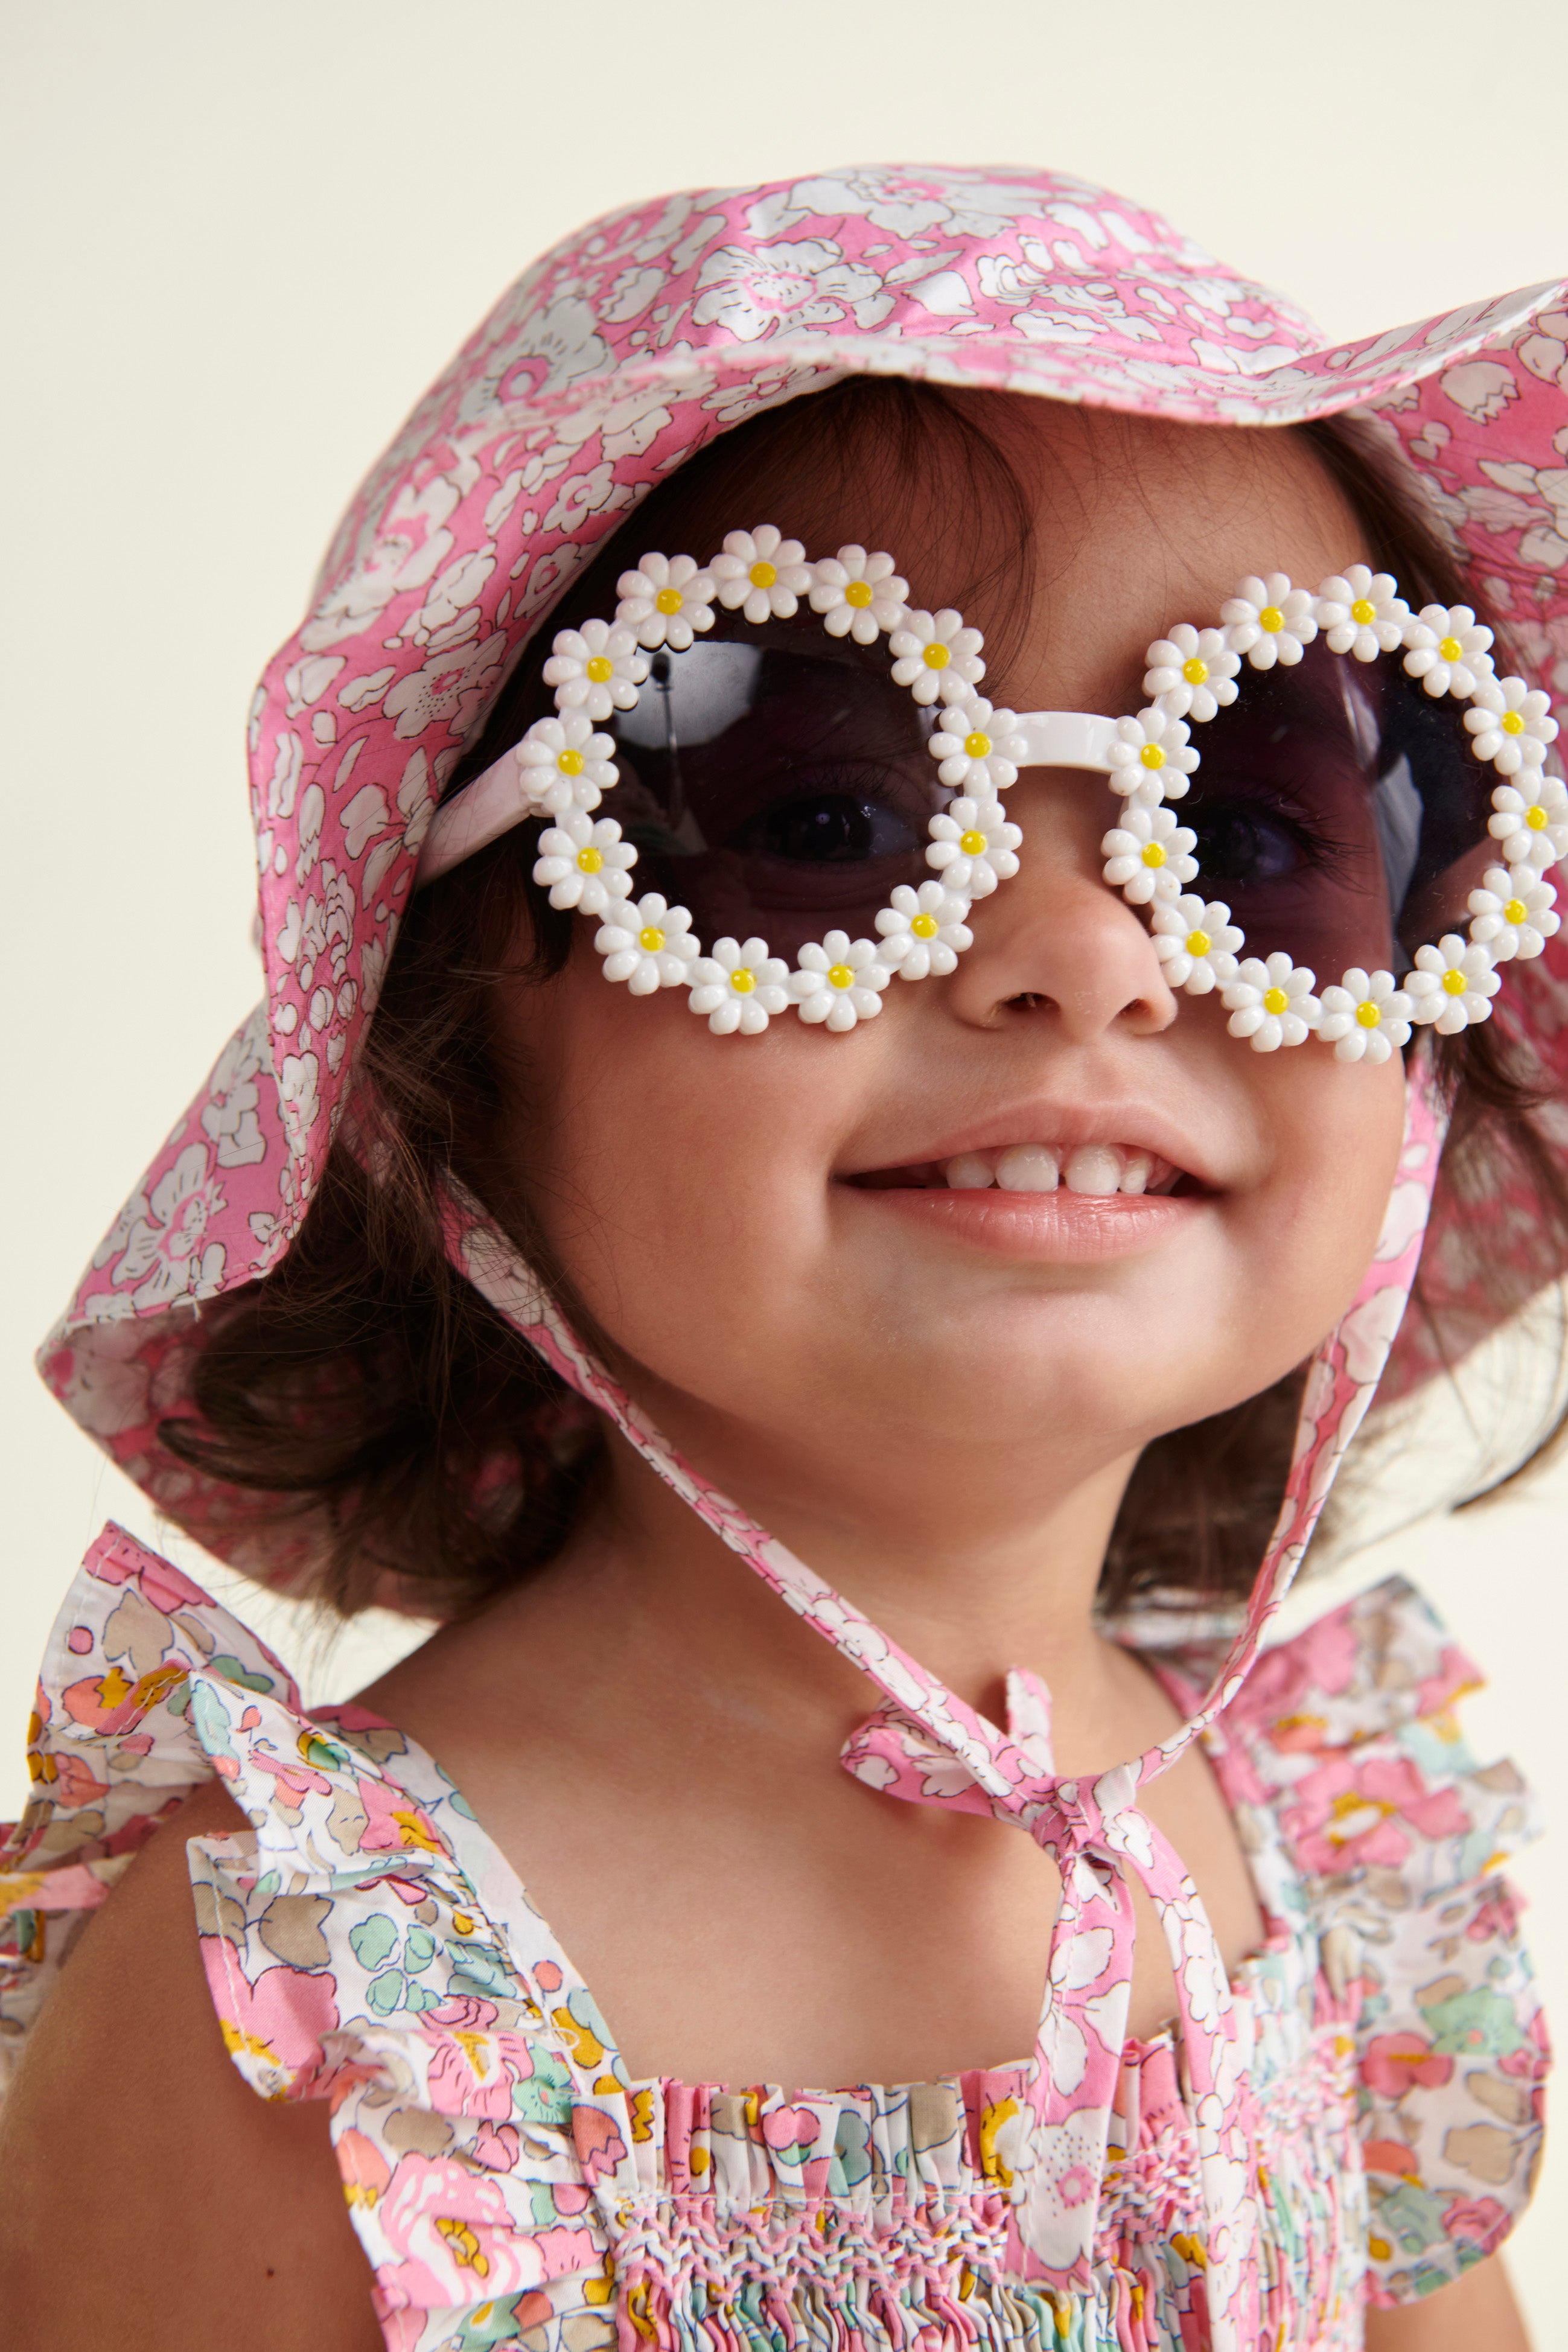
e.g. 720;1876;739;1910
849;1144;1203;1197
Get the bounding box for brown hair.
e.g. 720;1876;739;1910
159;381;1568;1619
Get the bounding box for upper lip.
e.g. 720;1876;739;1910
837;1101;1223;1190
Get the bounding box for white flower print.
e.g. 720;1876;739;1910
1314;565;1410;661
594;893;701;994
687;935;792;1034
1142;624;1240;722
1104;707;1201;808
542;618;648;722
874;882;974;979
926;797;1022;897
1316;968;1413;1063
1404;934;1500;1033
1150;896;1243;993
515;715;618;815
1487;775;1568;868
1468;864;1560;960
1466;675;1560;773
888;609;986;706
614;552;717;651
808;546;909;642
690;235;887;342
710;526;814;622
110;1143;228;1310
383;629;508;742
1221;573;1319;669
791;933;891;1030
1223;955;1321;1051
1100;805;1198;905
531;812;638;914
1401;602;1495;698
928;698;1030;792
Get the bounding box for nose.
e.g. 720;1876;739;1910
943;771;1181;1040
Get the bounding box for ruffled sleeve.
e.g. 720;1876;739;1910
1197;1574;1549;2308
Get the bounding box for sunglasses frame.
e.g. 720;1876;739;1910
415;529;1564;1057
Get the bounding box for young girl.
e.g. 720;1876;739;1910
1;165;1562;2350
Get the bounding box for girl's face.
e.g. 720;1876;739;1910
491;404;1407;1540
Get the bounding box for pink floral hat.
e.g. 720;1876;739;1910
39;162;1568;1581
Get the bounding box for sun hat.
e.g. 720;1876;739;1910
36;161;1568;1584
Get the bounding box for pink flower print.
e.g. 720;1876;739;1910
1442;2193;1511;2257
470;2121;521;2172
377;2153;547;2308
61;1660;187;1733
1360;2032;1455;2099
205;1952;339;2098
338;2126;393;2211
570;2105;628;2184
110;1144;227;1311
419;2022;535;2119
1466;1884;1522;1945
760;2103;821;2163
1362;2137;1422;2181
1415;1644;1482;1719
354;1774;448;1858
1283;1751;1468;1876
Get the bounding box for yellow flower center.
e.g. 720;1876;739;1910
1259;605;1284;633
1439;635;1463;662
1356;999;1382;1028
585;655;614;684
654;586;683;615
576;846;604;873
1526;802;1548;829
844;579;875;608
1140;742;1166;770
638;925;666;954
1505;897;1529;926
1502;710;1526;735
922;641;951;669
749;560;777;590
827;963;855;989
1263;986;1289;1015
730;966;756;994
556;747;585;776
1141;841;1167;868
1442;967;1468;995
1350;598;1377;625
1186;928;1211;957
964;730;993;759
960;828;987;855
911;912;939;939
1181;656;1208;685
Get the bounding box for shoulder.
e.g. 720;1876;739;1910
0;1780;384;2351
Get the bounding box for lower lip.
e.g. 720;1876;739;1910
844;1184;1206;1261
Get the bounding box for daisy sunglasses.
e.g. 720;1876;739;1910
417;529;1563;1059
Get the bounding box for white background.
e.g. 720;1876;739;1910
5;1;1568;2327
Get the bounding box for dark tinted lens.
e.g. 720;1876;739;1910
603;617;945;958
1178;639;1497;978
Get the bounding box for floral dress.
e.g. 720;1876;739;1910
0;1525;1548;2351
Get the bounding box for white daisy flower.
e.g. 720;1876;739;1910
1149;896;1243;994
515;715;618;815
593;893;701;994
791;933;891;1031
1314;566;1410;662
1404;934;1500;1033
531;812;638;914
710;526;814;623
1104;707;1201;809
888;608;987;706
1142;624;1240;722
1316;968;1413;1064
541;618;649;722
614;552;718;651
687;935;792;1035
808;546;909;643
1100;805;1199;905
1487;776;1568;868
1401;602;1495;699
1223;954;1321;1051
1221;573;1319;670
925;797;1022;897
1468;865;1560;961
1465;675;1560;774
928;697;1030;793
873;882;973;980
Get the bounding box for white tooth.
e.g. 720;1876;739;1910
1120;1152;1152;1196
995;1144;1060;1193
1065;1146;1122;1196
945;1152;995;1190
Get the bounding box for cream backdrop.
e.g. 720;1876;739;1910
6;0;1568;2326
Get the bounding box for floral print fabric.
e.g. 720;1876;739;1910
1;1525;1546;2349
